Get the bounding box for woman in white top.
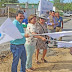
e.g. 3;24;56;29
25;15;46;71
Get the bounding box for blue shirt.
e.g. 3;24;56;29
10;19;26;45
57;16;63;27
22;19;28;24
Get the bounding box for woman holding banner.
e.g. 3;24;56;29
35;14;49;64
25;14;46;71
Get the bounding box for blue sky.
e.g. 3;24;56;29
18;0;72;3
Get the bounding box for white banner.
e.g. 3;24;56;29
0;18;23;44
33;31;72;39
47;31;72;39
57;41;72;48
38;0;53;16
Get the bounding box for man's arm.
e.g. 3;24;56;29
62;21;63;29
21;32;30;38
61;17;63;29
46;19;54;26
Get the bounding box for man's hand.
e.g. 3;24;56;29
52;23;54;26
24;34;30;38
41;37;46;41
56;23;58;25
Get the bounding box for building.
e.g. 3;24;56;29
4;3;38;9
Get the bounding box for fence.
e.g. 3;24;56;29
0;7;36;18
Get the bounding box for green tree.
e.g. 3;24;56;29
53;0;72;12
9;0;19;3
53;0;64;3
1;0;19;3
0;0;19;7
53;0;60;3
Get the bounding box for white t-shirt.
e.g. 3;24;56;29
24;12;27;19
25;23;38;46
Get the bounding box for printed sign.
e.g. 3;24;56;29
38;0;53;16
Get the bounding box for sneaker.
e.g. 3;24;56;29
53;45;57;47
41;58;48;63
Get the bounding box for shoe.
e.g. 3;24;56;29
70;51;72;55
35;60;41;64
30;67;35;70
53;45;57;47
70;48;72;55
26;68;33;72
41;58;48;63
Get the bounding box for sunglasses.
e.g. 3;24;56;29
41;18;45;20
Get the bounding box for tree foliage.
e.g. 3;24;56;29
53;0;60;3
1;0;19;3
54;3;72;11
0;0;19;7
53;0;72;11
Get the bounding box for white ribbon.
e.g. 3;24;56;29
32;31;72;39
57;41;72;48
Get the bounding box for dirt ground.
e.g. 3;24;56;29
0;48;72;72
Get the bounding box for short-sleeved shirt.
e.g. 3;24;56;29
10;19;26;45
57;16;63;27
35;22;48;49
47;16;58;28
25;23;37;46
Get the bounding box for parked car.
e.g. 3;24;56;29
67;11;72;16
63;13;70;17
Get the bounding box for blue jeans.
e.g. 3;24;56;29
10;44;26;72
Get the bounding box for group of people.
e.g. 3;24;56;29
10;10;63;72
46;10;63;46
46;11;63;46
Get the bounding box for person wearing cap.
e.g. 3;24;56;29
23;10;28;19
10;10;29;72
25;14;46;71
22;10;28;28
47;11;58;32
35;14;49;64
47;11;58;46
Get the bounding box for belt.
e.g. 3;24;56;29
11;44;24;45
57;26;61;27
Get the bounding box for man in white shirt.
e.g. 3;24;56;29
23;10;28;19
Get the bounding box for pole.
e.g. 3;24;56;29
8;7;9;18
35;8;36;15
